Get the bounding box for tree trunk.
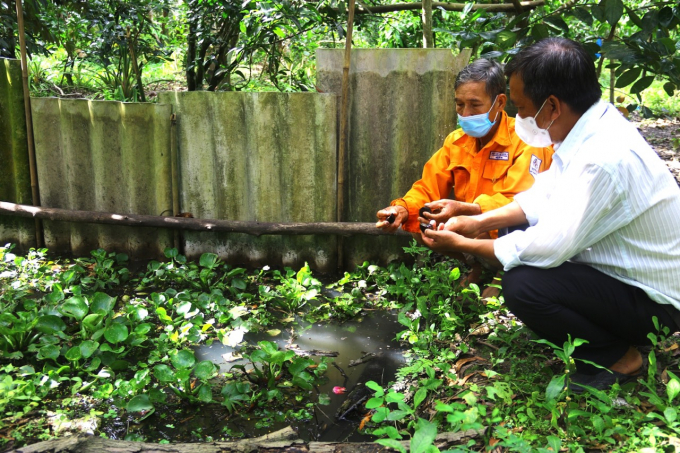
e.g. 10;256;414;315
186;2;198;91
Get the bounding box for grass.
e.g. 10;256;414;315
2;243;680;451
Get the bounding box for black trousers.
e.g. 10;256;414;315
502;261;678;374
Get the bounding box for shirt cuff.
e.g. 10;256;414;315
513;191;540;226
493;232;524;271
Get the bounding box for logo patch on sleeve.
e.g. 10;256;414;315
489;151;509;161
529;154;542;176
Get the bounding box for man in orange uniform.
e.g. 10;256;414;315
377;58;553;242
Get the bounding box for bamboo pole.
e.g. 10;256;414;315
0;202;410;237
422;0;433;48
15;0;43;248
337;0;356;269
169;113;182;252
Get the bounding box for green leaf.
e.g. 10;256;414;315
194;360;217;379
371;406;389;423
65;345;82;361
604;0;623;25
658;6;674;27
127;394;154;413
658;38;676;55
546;374;566;401
546;435;562;452
36;315;66;334
231;278;247;290
171;350;196;369
623;5;644;28
641;10;659;33
591;2;605;22
91;292;116;314
38;344;60;361
571;7;593;26
365;396;384;409
413;387;428;409
572;338;588;348
544;16;569;33
615;67;642;88
82;313;104;331
293;374;314;390
375;439;407;453
385;392;405;403
110;359;130;371
365;380;384;394
630;76;655;94
199;253;219;268
62;296;89;320
374;426;402;440
667;371;680;402
79;340;99;358
665;407;677;424
197;384;213;402
496;30;517;48
663;82;676;97
387;409;411;421
531;24;549;40
104;324;129;344
134;323;152;335
410;418;438;453
318;393;331;405
154;364;175;382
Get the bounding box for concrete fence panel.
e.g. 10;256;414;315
0;58;35;250
158;91;337;273
31;98;174;258
317;49;470;269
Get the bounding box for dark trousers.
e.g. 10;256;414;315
502;262;678;374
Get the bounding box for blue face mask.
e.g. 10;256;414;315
458;96;499;138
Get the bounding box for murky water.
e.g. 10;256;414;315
195;308;407;442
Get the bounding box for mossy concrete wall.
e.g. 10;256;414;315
31;98;174;258
0;58;35;250
158;92;338;273
316;49;471;269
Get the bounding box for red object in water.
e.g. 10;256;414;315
333;386;347;394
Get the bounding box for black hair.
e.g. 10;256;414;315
504;37;601;115
454;58;505;99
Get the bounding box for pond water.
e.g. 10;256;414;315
99;305;408;443
195;307;408;442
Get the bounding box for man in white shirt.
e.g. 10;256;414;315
420;37;680;391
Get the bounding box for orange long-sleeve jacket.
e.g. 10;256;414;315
391;111;553;234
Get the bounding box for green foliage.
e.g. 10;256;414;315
9;0;676;115
4;243;680;449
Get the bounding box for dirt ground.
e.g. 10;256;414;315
632;113;680;183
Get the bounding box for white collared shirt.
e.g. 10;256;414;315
495;101;680;309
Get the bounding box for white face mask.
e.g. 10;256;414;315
515;99;554;148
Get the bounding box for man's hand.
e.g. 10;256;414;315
422;224;501;267
376;205;408;233
440;215;484;238
421;199;482;224
420;226;467;255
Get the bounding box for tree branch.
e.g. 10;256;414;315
341;0;544;14
0;202;409;237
